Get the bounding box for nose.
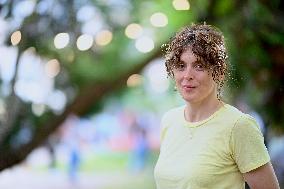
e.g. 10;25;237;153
183;66;194;80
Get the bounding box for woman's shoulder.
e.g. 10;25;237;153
163;105;185;116
217;104;255;127
223;103;248;119
223;104;258;128
161;105;185;125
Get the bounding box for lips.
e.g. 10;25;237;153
182;85;196;89
181;84;196;92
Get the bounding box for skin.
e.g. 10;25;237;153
243;162;280;189
173;47;280;188
173;47;223;122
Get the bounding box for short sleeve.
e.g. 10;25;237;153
230;115;270;173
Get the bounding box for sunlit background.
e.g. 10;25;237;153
0;0;283;188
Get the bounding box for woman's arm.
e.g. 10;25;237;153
243;162;280;189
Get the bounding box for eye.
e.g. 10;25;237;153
196;64;203;69
194;62;205;71
175;62;186;71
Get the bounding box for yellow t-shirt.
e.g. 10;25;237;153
154;104;270;189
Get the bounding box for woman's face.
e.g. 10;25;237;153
173;48;217;104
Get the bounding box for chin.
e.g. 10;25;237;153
181;95;198;103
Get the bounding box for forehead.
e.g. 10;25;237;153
180;48;197;62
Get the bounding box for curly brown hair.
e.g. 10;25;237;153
164;23;228;96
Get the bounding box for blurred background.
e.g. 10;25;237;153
0;0;283;188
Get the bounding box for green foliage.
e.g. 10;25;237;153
213;0;235;17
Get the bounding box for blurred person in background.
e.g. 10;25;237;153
61;115;82;185
129;114;150;173
154;23;280;189
45;134;59;170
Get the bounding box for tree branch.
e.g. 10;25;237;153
0;49;24;144
0;48;162;171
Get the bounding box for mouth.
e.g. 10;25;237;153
182;85;196;91
182;84;196;88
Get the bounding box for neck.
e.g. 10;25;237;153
184;96;223;122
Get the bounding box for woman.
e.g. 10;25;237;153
154;23;279;189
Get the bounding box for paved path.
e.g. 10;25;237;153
0;165;153;189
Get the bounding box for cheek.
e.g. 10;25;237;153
204;80;217;93
173;74;182;84
200;76;216;91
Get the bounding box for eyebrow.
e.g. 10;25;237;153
178;60;199;64
193;60;205;65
